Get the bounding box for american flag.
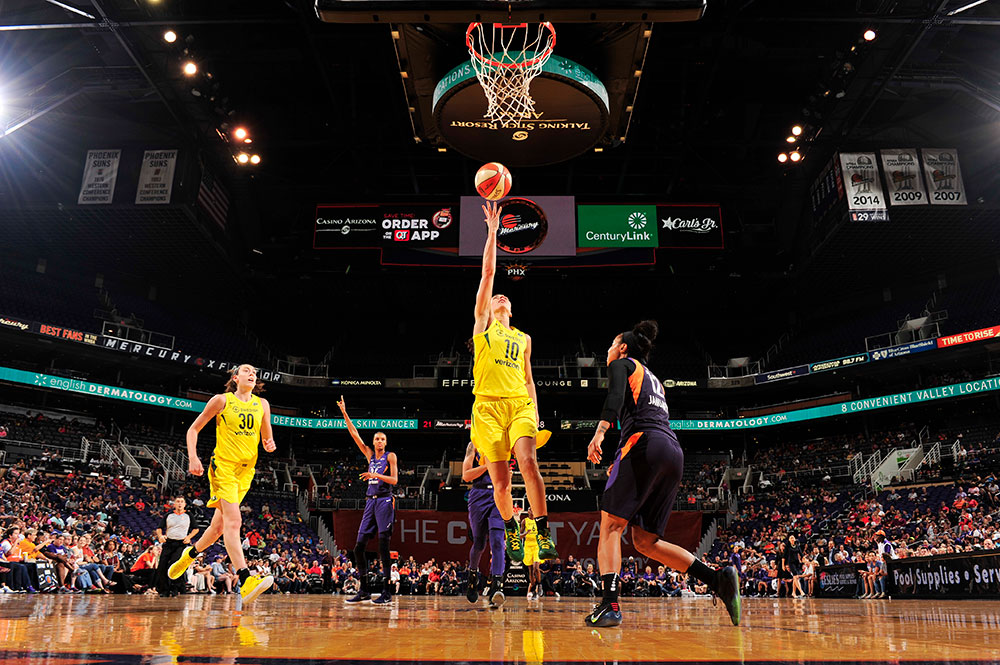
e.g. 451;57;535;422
197;162;230;229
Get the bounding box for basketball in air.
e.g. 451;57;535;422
475;162;512;201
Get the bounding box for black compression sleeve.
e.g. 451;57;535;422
600;358;633;424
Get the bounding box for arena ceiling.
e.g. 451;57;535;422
2;0;1000;357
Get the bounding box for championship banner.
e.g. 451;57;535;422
879;149;927;206
331;510;701;570
937;325;1000;349
817;563;863;598
656;204;724;249
839;152;888;221
888;552;1000;599
921;149;967;205
78;149;121;204
135;149;178;204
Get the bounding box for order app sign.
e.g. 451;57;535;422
577;205;658;248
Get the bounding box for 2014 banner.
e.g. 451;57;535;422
839;152;889;222
78;149;121;204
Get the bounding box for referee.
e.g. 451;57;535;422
155;497;198;597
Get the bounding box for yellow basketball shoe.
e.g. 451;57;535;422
167;546;197;580
239;574;274;605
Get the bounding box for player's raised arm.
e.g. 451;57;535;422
462;441;489;482
185;394;227;476
473;201;501;336
260;398;276;453
523;335;540;426
337;396;372;460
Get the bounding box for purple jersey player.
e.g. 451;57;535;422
338;396;398;606
583;320;740;629
462;441;507;608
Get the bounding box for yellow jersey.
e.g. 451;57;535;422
472;319;530;398
522;517;538;550
215;391;264;464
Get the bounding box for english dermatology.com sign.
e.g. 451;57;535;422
3;365;999;432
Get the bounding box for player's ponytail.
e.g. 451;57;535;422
621;319;658;363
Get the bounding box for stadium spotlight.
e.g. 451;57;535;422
163;30;177;43
789;150;802;162
863;29;877;41
183;61;198;76
249;154;261;165
233;127;248;140
786;135;796;143
236;152;250;164
777;153;788;163
792;125;803;136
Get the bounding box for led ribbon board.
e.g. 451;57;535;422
0;367;416;430
3;365;998;432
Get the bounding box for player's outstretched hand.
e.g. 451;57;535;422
189;455;204;476
587;435;603;464
263;438;276;453
337;395;347;414
482;201;500;234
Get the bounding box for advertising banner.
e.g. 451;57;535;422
377;205;458;246
135;149;178;204
809;353;869;373
438;489;596;512
459;196;576;257
817;563;863;598
839;152;889;221
576;205;658;248
921;149;967;205
78;149;121;204
313;205;384;248
754;365;809;384
439;377;603;390
331;510;701;570
870;339;936;361
657;204;724;249
879;149;927;206
937;325;1000;349
330;378;384;387
888;552;1000;598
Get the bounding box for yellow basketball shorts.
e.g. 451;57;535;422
207;456;255;508
523;544;541;566
471;396;538;463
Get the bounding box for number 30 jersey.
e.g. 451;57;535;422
472;319;530;399
215;391;264;464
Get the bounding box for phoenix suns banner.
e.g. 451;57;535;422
78;149;121;204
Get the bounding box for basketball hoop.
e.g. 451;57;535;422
466;22;556;122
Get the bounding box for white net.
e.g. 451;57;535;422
466;22;556;122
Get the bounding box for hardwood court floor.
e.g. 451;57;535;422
1;594;999;664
